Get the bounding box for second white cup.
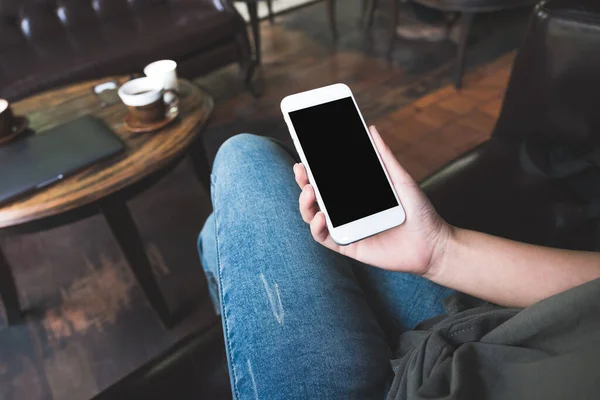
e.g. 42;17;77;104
144;60;179;93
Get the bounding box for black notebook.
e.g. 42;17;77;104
0;116;125;206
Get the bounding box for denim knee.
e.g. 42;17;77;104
212;134;277;177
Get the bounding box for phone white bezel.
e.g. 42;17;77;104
281;83;406;246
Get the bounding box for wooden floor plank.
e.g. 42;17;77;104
479;97;505;118
438;94;479;115
456;110;499;135
414;105;458;129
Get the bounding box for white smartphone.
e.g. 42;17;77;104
281;83;406;246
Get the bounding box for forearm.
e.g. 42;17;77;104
427;227;600;307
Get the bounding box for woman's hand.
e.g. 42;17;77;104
293;126;451;277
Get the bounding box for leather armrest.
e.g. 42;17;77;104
421;138;590;248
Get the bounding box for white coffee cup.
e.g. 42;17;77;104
144;60;179;93
117;77;163;107
0;98;15;137
118;77;167;123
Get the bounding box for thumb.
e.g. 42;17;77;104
368;125;417;187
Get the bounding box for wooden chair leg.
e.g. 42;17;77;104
233;8;259;96
387;0;400;57
266;0;275;24
246;1;261;64
365;0;378;28
326;0;338;40
243;60;261;98
455;12;474;89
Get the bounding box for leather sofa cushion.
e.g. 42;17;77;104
0;0;238;99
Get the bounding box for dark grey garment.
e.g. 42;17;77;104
388;278;600;400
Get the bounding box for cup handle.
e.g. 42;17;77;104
163;89;178;106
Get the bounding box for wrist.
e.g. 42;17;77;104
424;223;456;281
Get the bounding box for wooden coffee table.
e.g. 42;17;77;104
0;76;213;328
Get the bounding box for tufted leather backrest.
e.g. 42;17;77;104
0;0;243;101
0;0;167;49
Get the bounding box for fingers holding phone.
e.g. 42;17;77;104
293;162;308;187
298;182;318;224
293;163;319;227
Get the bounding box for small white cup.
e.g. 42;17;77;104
117;77;163;107
144;60;179;93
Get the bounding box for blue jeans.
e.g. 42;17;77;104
198;134;454;399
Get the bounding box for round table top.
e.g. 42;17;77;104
0;76;213;229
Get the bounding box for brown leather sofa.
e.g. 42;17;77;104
95;1;600;398
0;0;254;101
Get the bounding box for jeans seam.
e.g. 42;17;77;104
213;177;242;400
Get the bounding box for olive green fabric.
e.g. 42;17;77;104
388;278;600;400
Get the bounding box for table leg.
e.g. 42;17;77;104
246;1;262;64
190;137;211;190
103;201;173;328
0;247;22;325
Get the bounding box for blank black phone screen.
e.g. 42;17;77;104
289;97;398;227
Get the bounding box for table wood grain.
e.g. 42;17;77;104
0;77;213;229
